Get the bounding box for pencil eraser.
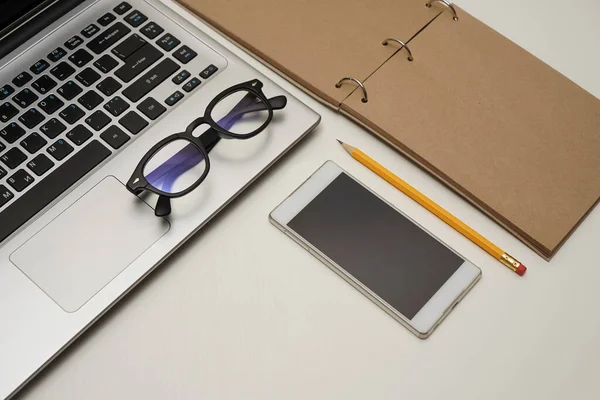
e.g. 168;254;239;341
516;265;527;276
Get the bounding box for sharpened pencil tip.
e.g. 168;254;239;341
336;139;344;145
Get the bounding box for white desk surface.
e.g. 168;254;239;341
17;0;600;399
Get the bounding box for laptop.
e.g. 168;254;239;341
0;0;320;397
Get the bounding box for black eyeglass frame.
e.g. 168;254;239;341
126;79;285;216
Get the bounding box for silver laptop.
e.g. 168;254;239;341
0;0;320;397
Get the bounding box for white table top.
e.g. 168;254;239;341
18;0;600;399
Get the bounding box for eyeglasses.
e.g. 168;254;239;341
126;79;287;216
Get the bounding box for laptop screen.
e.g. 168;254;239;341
0;0;84;59
0;0;53;37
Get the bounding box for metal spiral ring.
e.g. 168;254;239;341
382;38;414;61
426;0;459;21
335;77;368;103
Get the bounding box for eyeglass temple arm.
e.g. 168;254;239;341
222;95;287;123
221;95;287;123
155;195;172;217
200;95;287;152
266;95;287;110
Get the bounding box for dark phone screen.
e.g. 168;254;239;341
288;173;464;319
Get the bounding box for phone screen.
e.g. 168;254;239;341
288;172;464;320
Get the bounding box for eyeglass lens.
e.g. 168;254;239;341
210;90;270;135
143;139;207;194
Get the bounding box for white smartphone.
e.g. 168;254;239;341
269;161;481;338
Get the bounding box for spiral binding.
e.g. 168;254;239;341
335;78;368;103
382;38;414;61
335;2;458;103
426;0;459;21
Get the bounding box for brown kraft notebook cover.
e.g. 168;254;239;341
179;0;600;259
176;0;441;106
340;6;600;259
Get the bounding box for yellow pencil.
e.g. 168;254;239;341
338;140;527;276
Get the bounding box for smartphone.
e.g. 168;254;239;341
269;161;481;338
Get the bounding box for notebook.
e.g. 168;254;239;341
178;0;600;259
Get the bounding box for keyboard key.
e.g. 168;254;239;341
32;75;57;94
18;108;45;129
64;35;84;50
104;96;129;116
157;33;180;52
47;138;73;161
165;90;183;106
112;34;146;60
93;54;119;73
114;43;162;82
50;62;76;81
0;166;6;179
124;10;147;27
173;46;197;64
78;90;104;110
101;125;129;149
48;47;67;62
68;49;94;68
76;68;101;87
12;72;32;87
27;153;54;176
137;97;165;120
0;184;13;209
0;141;4;154
122;58;179;102
182;77;201;93
30;60;50;75
97;13;116;27
38;94;64;114
0;140;111;243
96;77;122;96
66;124;93;145
40;118;66;139
0;102;19;122
1;147;27;169
0;84;14;100
141;22;164;39
0;122;25;143
172;70;190;85
59;104;85;124
87;22;131;54
20;132;47;154
13;89;38;108
114;2;132;15
57;81;83;101
200;64;218;79
85;110;111;131
118;111;147;134
81;23;100;38
7;169;34;192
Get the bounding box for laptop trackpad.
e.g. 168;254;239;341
10;176;170;312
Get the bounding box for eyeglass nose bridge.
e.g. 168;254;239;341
185;116;209;136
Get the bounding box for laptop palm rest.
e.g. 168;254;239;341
10;176;170;312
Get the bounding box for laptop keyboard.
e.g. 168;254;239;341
0;1;224;244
